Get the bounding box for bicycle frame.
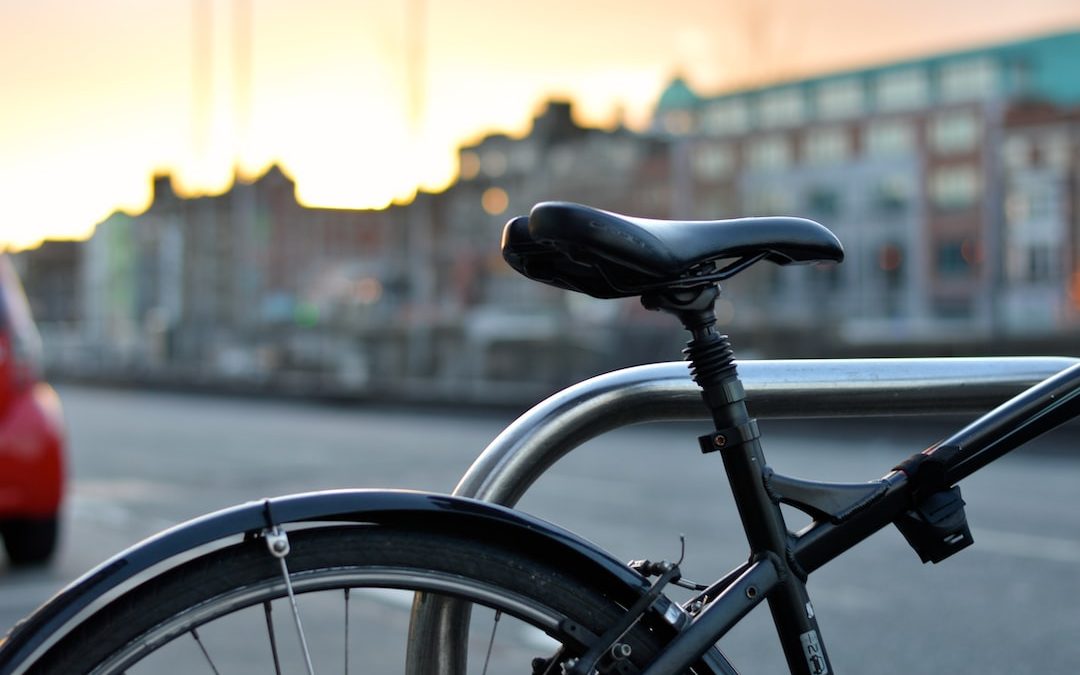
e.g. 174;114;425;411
411;356;1080;674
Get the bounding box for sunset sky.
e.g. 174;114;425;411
3;0;1080;250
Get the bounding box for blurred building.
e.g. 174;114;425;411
73;166;394;390
12;240;81;325
10;241;83;372
412;101;658;391
17;28;1080;400
653;29;1080;351
999;101;1080;336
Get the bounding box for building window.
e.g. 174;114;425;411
816;78;864;119
511;146;538;172
662;109;694;135
864;120;915;157
1007;244;1056;283
606;142;637;170
549;147;576;176
1041;132;1071;169
875;68;929;111
878;243;904;292
1006;182;1059;225
929;110;980;155
874;174;914;214
930;165;980;210
1003;136;1031;169
746;135;791;171
693;142;735;179
701;98;750;136
803;127;850;164
805;187;841;218
936;240;974;278
758;88;805;128
695;192;733;220
939;57;998;102
1026;247;1055;282
745;187;794;215
481;150;508;177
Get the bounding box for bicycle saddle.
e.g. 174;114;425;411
502;201;844;299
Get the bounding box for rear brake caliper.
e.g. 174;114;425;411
561;561;684;675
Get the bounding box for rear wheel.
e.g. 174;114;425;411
28;524;687;674
0;515;58;566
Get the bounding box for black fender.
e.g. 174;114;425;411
0;489;685;673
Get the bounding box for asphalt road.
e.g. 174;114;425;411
1;384;1077;673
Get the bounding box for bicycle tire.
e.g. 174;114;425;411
27;524;690;674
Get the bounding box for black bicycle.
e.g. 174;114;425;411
2;201;1078;674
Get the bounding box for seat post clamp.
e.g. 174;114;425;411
700;377;746;409
699;419;760;454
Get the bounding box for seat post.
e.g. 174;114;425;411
641;285;750;443
642;284;834;675
643;284;786;552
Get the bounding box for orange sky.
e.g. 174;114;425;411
2;0;1080;251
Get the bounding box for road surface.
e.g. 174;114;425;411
0;384;1077;672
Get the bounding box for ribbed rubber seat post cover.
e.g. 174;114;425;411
641;285;738;390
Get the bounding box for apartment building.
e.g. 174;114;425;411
999;102;1080;335
74;166;392;385
653;29;1080;346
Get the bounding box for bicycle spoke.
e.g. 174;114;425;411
190;628;222;675
264;601;283;675
344;588;350;675
481;610;502;675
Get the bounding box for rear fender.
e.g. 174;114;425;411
0;489;663;673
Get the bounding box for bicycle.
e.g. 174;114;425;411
1;201;1078;673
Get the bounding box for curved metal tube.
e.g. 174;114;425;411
454;357;1078;505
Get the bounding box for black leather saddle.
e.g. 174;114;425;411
502;202;844;299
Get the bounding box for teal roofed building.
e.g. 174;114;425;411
653;28;1080;134
654;76;701;134
656;75;699;110
648;27;1080;349
966;29;1080;105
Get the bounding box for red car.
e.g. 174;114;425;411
0;256;64;566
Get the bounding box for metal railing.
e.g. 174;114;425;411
454;356;1079;506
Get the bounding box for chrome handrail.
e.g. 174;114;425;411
454;357;1078;505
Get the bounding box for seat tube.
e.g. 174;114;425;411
712;426;832;675
660;286;833;675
